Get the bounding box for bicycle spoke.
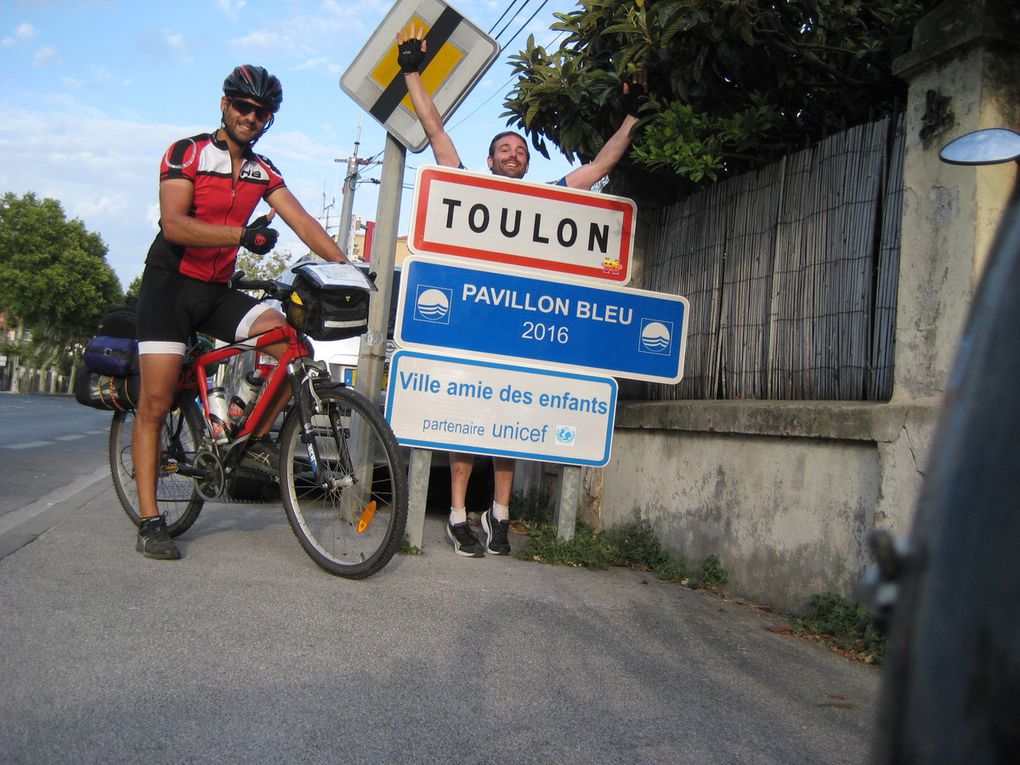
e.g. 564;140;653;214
280;385;407;578
109;401;205;538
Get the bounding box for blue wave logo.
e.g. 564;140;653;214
639;320;672;355
555;426;576;446
414;286;451;324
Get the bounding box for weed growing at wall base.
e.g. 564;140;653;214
520;523;616;569
399;536;422;556
516;510;729;590
791;592;886;664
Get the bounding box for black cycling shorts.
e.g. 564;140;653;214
136;266;266;356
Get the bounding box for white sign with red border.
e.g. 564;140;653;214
407;164;636;285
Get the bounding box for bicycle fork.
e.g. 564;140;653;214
290;362;354;491
290;364;378;532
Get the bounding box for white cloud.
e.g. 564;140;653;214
33;45;58;66
216;0;247;17
229;31;279;51
295;56;328;71
0;103;205;287
134;28;192;65
3;22;38;47
145;202;161;230
77;195;129;219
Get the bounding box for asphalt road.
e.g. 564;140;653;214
0;398;882;764
0;393;112;520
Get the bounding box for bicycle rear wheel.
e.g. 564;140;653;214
280;383;407;578
109;396;205;538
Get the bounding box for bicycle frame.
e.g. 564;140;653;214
185;324;312;443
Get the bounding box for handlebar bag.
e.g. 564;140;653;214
285;262;375;341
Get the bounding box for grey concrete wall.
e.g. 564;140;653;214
600;401;939;612
513;0;1019;613
891;0;1020;401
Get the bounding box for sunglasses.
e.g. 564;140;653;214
229;99;272;122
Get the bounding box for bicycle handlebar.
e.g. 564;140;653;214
229;270;292;300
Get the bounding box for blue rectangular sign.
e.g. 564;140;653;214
394;256;688;383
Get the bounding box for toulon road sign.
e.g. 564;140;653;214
386;350;617;466
394;256;689;383
408;165;636;284
340;0;499;152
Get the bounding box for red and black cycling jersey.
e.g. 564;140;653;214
145;132;286;283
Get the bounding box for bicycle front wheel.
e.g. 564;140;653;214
280;383;407;578
109;396;205;538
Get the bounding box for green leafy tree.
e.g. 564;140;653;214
125;247;289;300
502;0;937;195
0;192;122;369
235;247;291;281
126;274;143;299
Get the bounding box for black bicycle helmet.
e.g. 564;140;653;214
222;65;283;112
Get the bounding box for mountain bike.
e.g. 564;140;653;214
108;263;408;579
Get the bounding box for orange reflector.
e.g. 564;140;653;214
357;501;378;534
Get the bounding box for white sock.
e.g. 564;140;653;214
449;507;467;526
492;502;509;522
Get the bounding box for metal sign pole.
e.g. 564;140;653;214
340;0;501;551
555;465;581;542
356;132;405;405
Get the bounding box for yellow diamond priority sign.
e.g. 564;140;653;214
340;0;500;152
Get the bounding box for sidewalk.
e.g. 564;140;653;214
1;481;880;764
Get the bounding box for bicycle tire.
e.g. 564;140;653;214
279;383;408;578
109;396;205;538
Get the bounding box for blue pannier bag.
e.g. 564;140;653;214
84;335;138;377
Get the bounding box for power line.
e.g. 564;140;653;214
492;0;530;41
488;0;525;36
500;0;551;51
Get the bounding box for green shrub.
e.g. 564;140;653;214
517;511;726;589
690;555;729;589
653;558;689;584
605;514;670;570
516;523;615;569
792;592;885;663
398;536;421;556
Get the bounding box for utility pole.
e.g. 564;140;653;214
334;115;380;257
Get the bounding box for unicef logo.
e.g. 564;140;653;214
639;319;673;355
414;285;452;324
555;426;576;446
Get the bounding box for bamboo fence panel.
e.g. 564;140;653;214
870;114;906;400
646;114;903;401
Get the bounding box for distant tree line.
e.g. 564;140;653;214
0;191;122;373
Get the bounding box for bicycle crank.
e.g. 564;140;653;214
192;449;226;500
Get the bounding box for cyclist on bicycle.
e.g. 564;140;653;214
133;65;349;560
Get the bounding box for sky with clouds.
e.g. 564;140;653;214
0;0;574;289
